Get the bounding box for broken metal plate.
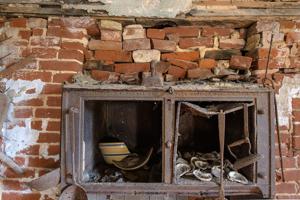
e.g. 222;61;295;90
233;154;261;170
181;102;254;118
27;168;60;191
59;185;87;200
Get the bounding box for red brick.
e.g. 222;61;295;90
87;23;100;36
52;73;75;83
47;121;61;132
48;144;60;155
284;169;300;181
14;109;33;118
30;37;60;47
28;157;59;168
199;59;217;69
293;111;300;122
32;28;44;36
279;20;296;30
4;167;34;179
294;124;300;135
101;29;122;41
123;38;151;51
37;132;60;143
2;192;41;200
40;60;82;72
276;182;298;194
219;38;245;50
58;49;84;62
94;50;132;62
293;135;300;149
230;55;253;70
18;145;40;155
167;65;186;79
162;51;199;61
253;59;284;70
202;27;234;37
35;108;61;119
286;32;300;45
14;157;25;166
147;29;166;39
19;30;31;40
166;33;180;43
88;39;122;51
91;70;111;81
292;98;300;109
31;48;58;59
61;41;84;50
152;39;176;52
47;26;85;39
42;84;62;94
164;26;199;37
168;59;198;70
9;18;27;28
17;98;43;106
14;71;52;82
251;48;290;59
115;63;150;74
275;157;297;169
47;96;61;107
2;180;27;191
179;37;213;49
31;120;43;130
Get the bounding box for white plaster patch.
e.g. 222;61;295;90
277;74;300;126
4;79;45;104
0;79;45;157
3;119;39;157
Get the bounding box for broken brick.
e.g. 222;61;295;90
179;37;213;49
115;63;150;74
162;52;199;61
123;38;151;51
229;55;253;70
147;29;166;39
152;39;176;52
167;65;186;79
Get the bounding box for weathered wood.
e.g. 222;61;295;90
0;94;8;134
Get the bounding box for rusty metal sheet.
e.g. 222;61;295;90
27;168;60;191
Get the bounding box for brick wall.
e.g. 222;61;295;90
0;16;300;199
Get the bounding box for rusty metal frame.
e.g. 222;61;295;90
61;85;275;199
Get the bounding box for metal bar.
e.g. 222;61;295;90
243;104;249;138
218;111;226;200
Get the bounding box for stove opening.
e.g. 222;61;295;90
175;101;257;185
83;100;162;183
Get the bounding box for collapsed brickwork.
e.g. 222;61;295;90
0;16;300;199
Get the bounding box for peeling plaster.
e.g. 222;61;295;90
1;79;45;157
277;74;300;127
63;0;193;18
